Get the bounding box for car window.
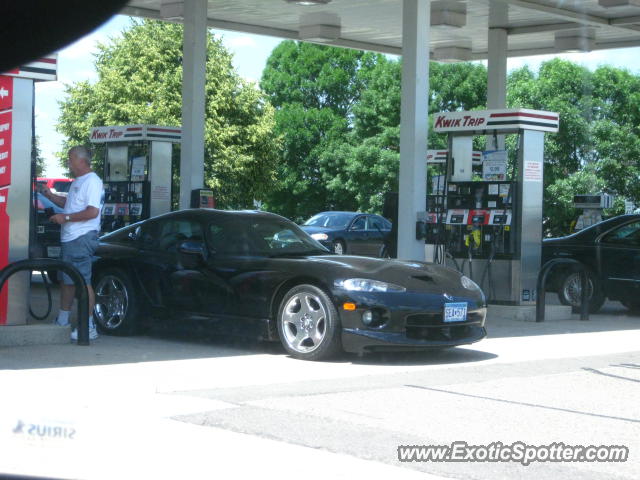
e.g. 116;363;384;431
351;216;366;231
602;221;640;246
208;218;327;256
157;219;203;252
137;221;160;249
304;213;353;228
368;215;388;231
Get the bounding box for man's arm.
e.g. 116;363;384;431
39;185;67;208
50;206;99;225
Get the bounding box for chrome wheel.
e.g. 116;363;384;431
333;241;345;255
562;272;593;307
281;291;327;354
94;275;129;330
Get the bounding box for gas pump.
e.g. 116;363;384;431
89;125;181;232
573;193;613;231
432;108;559;305
0;56;58;326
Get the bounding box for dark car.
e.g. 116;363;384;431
300;211;392;257
542;214;640;312
92;209;487;360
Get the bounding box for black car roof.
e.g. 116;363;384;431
312;211;363;216
548;214;640;241
101;209;292;239
147;208;288;222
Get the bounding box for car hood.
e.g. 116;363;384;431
299;225;342;234
296;254;480;299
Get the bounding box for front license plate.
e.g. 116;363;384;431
47;246;61;258
444;302;467;323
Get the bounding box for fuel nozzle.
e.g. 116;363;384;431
465;222;482;251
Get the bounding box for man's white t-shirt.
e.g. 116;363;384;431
61;172;104;243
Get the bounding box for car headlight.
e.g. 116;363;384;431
335;278;406;293
311;233;329;241
461;275;481;291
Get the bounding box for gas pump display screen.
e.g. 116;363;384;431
450;215;465;224
492;215;506;224
472;215;485;224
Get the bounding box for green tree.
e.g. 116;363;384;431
32;135;46;177
57;18;280;209
591;65;640;203
545;167;606;236
320;59;488;214
260;41;383;221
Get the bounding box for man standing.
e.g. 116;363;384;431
39;146;104;340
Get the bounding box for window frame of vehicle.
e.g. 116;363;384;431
597;219;640;296
346;215;369;255
206;217;326;257
155;218;205;253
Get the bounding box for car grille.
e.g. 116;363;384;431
405;324;473;341
405;311;484;326
404;311;483;341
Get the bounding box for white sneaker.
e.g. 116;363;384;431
54;317;70;327
70;325;99;341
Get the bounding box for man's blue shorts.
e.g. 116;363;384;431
61;231;99;286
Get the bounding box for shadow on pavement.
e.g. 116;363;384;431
485;299;640;339
5;281;636;371
344;347;497;366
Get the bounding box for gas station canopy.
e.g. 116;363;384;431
123;0;640;58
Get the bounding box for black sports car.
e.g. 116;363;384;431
92;209;487;360
300;211;392;257
542;214;640;313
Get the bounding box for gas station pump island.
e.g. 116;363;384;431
89;125;183;233
0;57;58;327
427;108;559;307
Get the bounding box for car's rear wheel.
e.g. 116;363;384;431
332;240;345;255
557;269;605;313
277;284;341;361
93;268;138;335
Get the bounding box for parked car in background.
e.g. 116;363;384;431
542;214;640;313
300;211;392;257
91;209;487;360
37;177;72;195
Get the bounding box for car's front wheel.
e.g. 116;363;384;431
557;269;605;313
93;268;138;335
277;284;342;361
332;240;345;255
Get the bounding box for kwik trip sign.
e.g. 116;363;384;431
90;125;182;143
433;109;559;134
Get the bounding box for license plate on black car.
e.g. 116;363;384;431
444;302;467;323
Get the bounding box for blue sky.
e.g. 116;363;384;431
36;14;640;177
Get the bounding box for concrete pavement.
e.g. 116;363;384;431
0;283;639;479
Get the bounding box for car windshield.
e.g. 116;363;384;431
208;217;329;256
303;213;353;228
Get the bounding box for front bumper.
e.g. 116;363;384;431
333;290;487;354
342;325;487;353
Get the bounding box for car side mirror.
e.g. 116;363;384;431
128;226;141;241
178;240;207;258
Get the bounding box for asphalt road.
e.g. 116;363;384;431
1;284;639;479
